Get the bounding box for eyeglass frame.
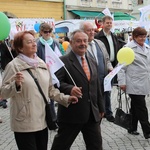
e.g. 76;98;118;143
43;30;52;34
137;35;147;39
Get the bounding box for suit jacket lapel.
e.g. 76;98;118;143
87;44;95;59
69;51;88;80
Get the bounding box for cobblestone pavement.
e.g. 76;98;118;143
1;86;150;150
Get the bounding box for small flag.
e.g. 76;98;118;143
45;43;64;86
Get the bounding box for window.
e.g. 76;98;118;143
112;0;121;2
97;0;107;2
138;0;143;4
81;0;92;1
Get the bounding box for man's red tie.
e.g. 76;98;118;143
81;56;90;81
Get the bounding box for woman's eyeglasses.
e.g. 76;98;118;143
43;31;51;34
138;35;146;39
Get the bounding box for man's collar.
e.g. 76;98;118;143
89;40;95;45
103;30;111;36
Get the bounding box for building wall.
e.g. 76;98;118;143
0;0;64;21
66;0;132;12
131;0;150;20
65;0;133;19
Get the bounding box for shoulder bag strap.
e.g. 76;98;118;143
117;87;131;113
27;69;48;105
117;87;122;109
125;92;130;113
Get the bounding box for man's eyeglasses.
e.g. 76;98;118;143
43;31;51;34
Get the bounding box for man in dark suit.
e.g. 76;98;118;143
51;30;104;150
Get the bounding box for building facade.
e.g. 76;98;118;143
0;0;64;21
131;0;150;20
65;0;133;20
0;0;136;21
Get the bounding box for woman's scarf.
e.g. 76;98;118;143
18;53;39;68
39;37;53;46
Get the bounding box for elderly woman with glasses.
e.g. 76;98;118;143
0;31;78;150
118;27;150;139
36;22;65;60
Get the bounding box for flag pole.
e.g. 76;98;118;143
63;66;82;98
4;41;20;72
63;66;77;86
4;41;14;59
96;13;102;17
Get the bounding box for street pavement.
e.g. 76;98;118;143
1;86;150;150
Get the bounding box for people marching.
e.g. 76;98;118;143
2;13;150;150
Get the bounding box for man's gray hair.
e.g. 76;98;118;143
79;21;94;31
79;21;85;31
69;29;85;41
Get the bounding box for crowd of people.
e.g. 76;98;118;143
1;15;150;149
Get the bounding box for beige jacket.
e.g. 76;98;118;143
1;57;69;132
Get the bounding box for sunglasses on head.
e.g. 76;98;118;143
43;31;51;34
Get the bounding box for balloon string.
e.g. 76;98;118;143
4;41;20;72
117;63;126;66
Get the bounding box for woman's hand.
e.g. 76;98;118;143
15;72;24;87
68;96;78;104
100;112;104;118
120;85;126;91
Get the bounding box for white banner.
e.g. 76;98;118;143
139;5;150;27
104;64;124;91
9;18;55;32
55;19;140;33
113;20;139;33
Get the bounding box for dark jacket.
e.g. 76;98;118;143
117;38;126;49
36;39;65;62
0;42;17;70
95;30;120;67
55;51;104;123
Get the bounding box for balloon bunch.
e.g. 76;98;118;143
117;47;135;65
0;12;11;40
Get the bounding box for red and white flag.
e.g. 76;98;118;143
45;43;64;86
102;8;114;20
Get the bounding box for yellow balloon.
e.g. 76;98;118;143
62;41;70;51
117;47;135;65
